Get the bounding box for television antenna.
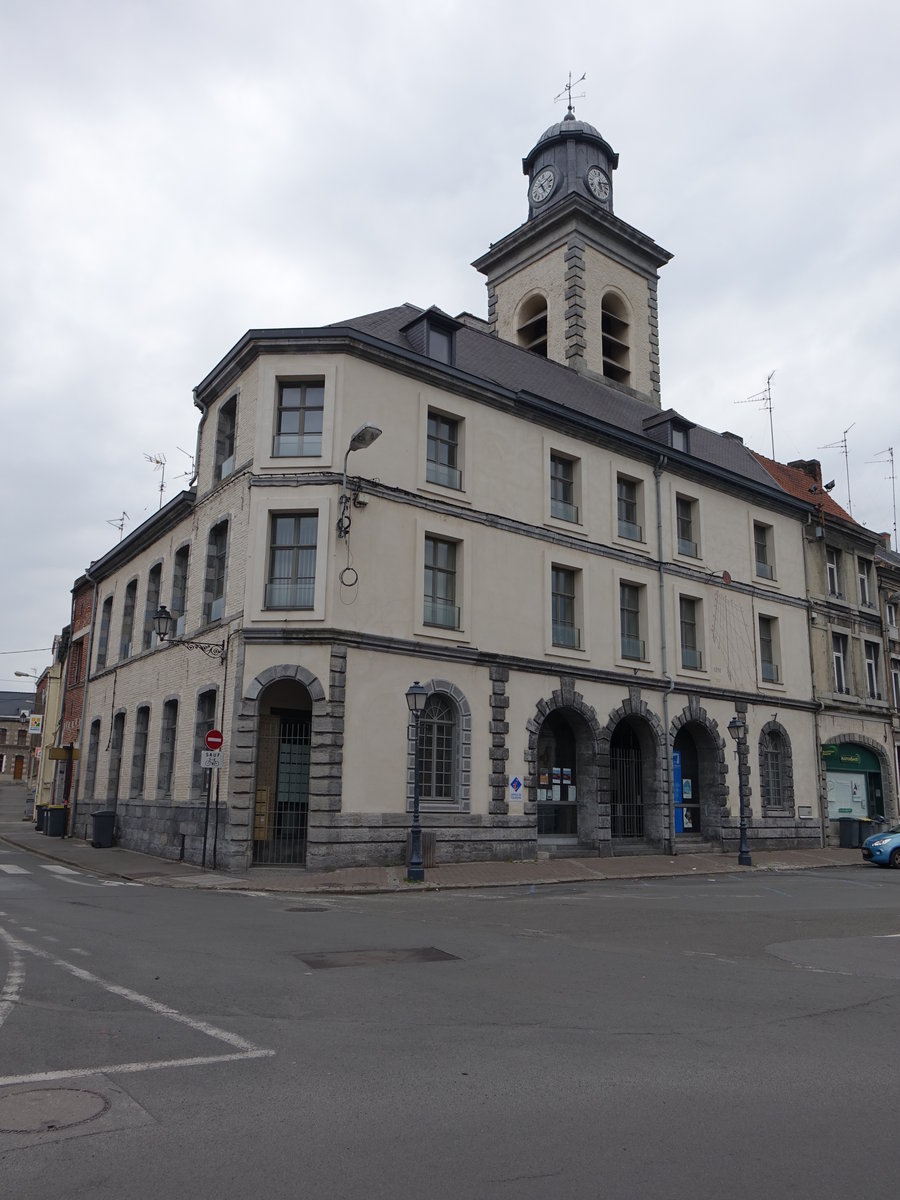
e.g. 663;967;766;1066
735;370;776;458
867;446;897;551
819;423;855;516
555;72;586;117
144;452;167;510
106;511;129;541
174;445;196;483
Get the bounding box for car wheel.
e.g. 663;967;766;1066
890;849;900;870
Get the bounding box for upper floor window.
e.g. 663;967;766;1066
273;379;324;458
679;596;702;670
620;582;645;661
516;294;548;357
865;641;881;699
826;547;842;597
130;706;150;799
215;395;237;480
266;513;317;609
601;293;630;385
17;729;26;746
617;476;642;541
170;545;190;637
754;522;775;580
0;730;5;745
96;596;113;670
424;536;459;630
892;658;900;709
832;632;849;694
427;327;453;365
119;580;137;660
858;558;873;607
758;615;780;683
676;495;698;558
550;454;579;523
68;639;84;687
142;564;162;651
203;521;228;624
551;566;580;650
426;411;462;490
887;601;899;629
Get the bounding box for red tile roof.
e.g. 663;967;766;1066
750;451;860;527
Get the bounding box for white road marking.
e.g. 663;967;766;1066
69;947;90;956
0;926;274;1085
0;865;29;875
42;865;80;875
0;941;25;1031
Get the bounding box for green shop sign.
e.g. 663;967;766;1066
821;743;880;773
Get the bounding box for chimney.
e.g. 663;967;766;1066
787;458;823;488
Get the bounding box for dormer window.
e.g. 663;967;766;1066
516;294;548;357
642;409;695;453
400;308;461;366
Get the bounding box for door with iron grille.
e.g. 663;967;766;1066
253;714;310;865
610;724;644;838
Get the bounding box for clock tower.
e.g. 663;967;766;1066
473;110;672;407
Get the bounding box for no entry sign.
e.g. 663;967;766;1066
205;728;224;751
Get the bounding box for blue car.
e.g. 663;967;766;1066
861;824;900;868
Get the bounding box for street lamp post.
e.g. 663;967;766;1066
336;423;382;540
153;607;227;663
727;713;753;866
405;681;427;883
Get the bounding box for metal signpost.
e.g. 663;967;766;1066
201;730;224;867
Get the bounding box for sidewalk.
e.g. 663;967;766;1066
0;784;865;894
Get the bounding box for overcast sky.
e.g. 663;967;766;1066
2;0;898;688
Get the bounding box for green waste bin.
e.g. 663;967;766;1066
45;805;67;838
91;810;116;849
35;804;47;832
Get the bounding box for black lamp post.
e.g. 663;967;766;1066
153;605;227;663
405;680;427;882
727;713;753;866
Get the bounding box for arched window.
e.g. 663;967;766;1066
601;292;630;385
406;682;472;812
516;294;548;357
758;723;795;815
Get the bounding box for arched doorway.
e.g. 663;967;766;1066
673;726;702;834
823;742;885;821
610;720;644;839
536;711;579;838
253;679;313;865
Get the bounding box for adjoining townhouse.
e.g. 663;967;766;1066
752;454;898;838
875;539;900;809
0;691;34;781
71;110;829;870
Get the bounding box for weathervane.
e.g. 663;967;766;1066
555;71;586;118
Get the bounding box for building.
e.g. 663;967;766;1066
0;691;34;781
70;109;830;870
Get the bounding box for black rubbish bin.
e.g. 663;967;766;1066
45;805;67;838
91;810;116;849
35;804;47;832
838;817;862;849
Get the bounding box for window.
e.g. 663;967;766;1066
865;642;881;699
119;579;137;660
833;633;849;693
826;547;842;597
754;522;774;580
550;454;578;523
273;379;324;457
671;425;689;452
676;496;698;557
156;700;178;799
679;596;702;670
215;395;237;480
551;566;580;649
601;292;630;384
192;690;217;797
617;476;642;541
516;294;548;357
417;695;456;803
96;596;113;670
83;719;100;799
892;658;900;709
887;601;898;629
426;412;462;490
170;545;190;637
620;583;645;660
130;706;150;798
68;640;84;687
203;521;228;624
427;326;453;365
108;712;126;800
858;558;873;607
0;731;5;745
758;615;779;683
142;564;162;651
17;729;26;746
424;537;459;629
266;513;317;609
759;724;794;815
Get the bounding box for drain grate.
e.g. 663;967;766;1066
0;1088;110;1134
284;903;329;913
297;946;459;969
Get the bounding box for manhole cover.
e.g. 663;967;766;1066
298;947;459;969
0;1088;110;1134
285;904;329;912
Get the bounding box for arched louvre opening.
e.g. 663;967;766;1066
601;293;630;384
516;295;548;357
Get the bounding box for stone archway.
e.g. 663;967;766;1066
822;733;896;823
525;679;603;851
598;690;667;850
670;701;729;842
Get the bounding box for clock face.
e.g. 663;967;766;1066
530;167;556;204
587;167;611;202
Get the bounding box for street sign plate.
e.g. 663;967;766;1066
201;750;223;769
205;729;224;751
48;747;80;761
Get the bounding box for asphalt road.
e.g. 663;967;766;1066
2;836;900;1199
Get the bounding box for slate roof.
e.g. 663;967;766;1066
333;303;783;492
0;691;33;718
